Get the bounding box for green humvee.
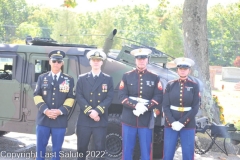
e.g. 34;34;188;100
0;29;202;159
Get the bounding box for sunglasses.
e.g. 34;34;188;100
51;60;63;64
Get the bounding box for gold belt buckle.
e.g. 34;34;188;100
178;107;184;112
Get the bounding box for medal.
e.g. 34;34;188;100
102;84;107;92
59;80;70;92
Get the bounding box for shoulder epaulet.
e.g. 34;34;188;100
125;70;135;74
63;73;73;78
168;79;178;84
146;70;158;76
40;72;49;77
102;73;111;77
79;72;88;78
187;78;197;84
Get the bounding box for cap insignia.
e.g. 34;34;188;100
95;52;100;57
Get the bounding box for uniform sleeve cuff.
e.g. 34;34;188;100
39;104;48;113
84;106;92;115
59;106;68;115
96;106;105;115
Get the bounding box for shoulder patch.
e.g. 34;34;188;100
119;80;124;90
158;81;163;90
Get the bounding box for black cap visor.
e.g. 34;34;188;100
177;64;190;68
135;55;148;59
50;56;63;61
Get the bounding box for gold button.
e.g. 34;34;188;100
140;83;143;85
52;103;54;105
54;88;56;90
53;93;55;95
180;103;182;105
181;87;183;89
98;100;100;103
91;93;93;95
180;94;182;96
52;98;54;100
181;83;183;86
180;90;182;93
141;79;143;81
180;99;182;101
90;100;92;102
98;93;101;96
139;95;142;98
140;91;142;93
140;87;142;89
140;75;142;77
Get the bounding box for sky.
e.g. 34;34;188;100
26;0;240;12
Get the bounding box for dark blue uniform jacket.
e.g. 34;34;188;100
163;78;200;128
33;72;75;128
118;69;163;127
76;72;114;127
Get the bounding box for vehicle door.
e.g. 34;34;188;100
0;53;25;122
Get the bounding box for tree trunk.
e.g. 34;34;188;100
182;0;219;123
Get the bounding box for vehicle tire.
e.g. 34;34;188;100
105;114;122;160
0;131;8;137
106;114;141;160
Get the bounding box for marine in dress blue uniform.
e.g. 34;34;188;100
76;49;114;160
118;48;163;160
34;50;75;160
162;57;200;160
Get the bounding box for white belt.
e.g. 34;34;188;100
129;96;149;103
170;105;191;112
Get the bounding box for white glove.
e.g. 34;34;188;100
135;103;148;114
172;121;184;131
171;121;179;131
133;109;141;117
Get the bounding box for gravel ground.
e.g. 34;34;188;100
0;132;240;160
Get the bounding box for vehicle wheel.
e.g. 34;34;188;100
105;114;122;160
0;131;8;137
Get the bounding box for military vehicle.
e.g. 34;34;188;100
0;29;203;159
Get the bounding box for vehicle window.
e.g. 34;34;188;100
0;57;13;80
34;60;51;82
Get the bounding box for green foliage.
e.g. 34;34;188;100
0;0;29;42
0;0;240;66
208;3;240;66
16;22;41;38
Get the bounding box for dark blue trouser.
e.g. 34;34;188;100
163;127;195;160
122;123;152;160
36;125;66;160
76;125;107;160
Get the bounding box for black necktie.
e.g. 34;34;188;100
54;75;57;86
94;75;98;82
